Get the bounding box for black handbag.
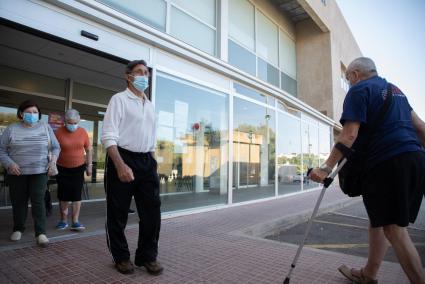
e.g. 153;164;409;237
338;83;393;197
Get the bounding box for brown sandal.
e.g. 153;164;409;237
338;265;378;284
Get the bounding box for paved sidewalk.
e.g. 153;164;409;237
0;187;412;283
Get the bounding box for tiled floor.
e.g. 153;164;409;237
0;187;413;283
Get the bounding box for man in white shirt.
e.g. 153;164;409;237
102;60;163;275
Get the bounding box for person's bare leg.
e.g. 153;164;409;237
59;201;69;222
71;201;81;224
383;224;425;284
351;225;389;279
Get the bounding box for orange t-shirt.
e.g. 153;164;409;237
55;126;90;168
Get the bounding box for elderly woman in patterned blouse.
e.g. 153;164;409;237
0;100;60;247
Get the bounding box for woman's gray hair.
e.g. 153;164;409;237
65;109;80;121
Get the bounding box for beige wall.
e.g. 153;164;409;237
296;19;333;118
295;0;362;123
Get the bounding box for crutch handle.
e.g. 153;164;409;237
323;177;334;188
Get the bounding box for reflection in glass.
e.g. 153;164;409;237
256;11;279;65
233;98;275;203
97;0;167;31
277;112;302;195
155;73;228;212
279;30;297;78
319;124;331;165
172;0;216;27
258;58;279;88
228;0;255;50
234;83;275;106
281;71;297;97
302;122;319;190
170;6;216;55
277;101;301;117
228;39;256;76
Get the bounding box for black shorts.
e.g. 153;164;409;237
362;151;425;228
56;164;86;202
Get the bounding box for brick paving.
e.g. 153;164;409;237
0;187;412;283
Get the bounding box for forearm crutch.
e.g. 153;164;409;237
283;158;348;284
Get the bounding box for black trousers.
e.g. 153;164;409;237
105;147;161;263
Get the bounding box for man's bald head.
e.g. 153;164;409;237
346;57;378;86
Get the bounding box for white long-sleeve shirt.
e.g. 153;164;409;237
101;88;156;153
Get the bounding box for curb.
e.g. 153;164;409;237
238;196;362;238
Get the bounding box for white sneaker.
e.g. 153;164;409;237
36;234;49;247
10;231;22;241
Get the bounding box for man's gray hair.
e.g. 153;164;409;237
65;109;80;121
348;57;378;76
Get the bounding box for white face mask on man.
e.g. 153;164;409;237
131;75;149;92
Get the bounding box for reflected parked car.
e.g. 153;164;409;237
292;173;309;184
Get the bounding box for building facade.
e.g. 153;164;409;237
0;0;361;215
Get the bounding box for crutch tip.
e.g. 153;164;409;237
283;277;290;284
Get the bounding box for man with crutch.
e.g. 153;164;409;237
308;57;425;284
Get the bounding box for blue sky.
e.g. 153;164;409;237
336;0;425;119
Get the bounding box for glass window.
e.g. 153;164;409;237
277;101;301;117
170;6;216;55
73;82;115;105
0;65;66;97
233;98;275;203
277;112;302;195
281;71;297;97
258;57;280;88
155;73;228;212
279;31;296;78
256;11;278;66
234;83;275;106
302;113;319;125
228;39;256;76
97;0;167;31
171;0;216;27
228;0;255;51
302;121;320;190
319;123;331;165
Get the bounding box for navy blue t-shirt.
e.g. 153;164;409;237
340;75;423;169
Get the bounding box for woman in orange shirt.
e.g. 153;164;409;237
55;109;92;231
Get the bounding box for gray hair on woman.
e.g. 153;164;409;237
65;109;80;121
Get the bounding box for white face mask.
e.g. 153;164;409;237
66;123;78;132
131;75;149;92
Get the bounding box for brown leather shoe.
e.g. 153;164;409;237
137;261;163;275
115;260;134;275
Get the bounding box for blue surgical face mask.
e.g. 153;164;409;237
132;75;149;92
23;112;39;125
66;123;78;132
